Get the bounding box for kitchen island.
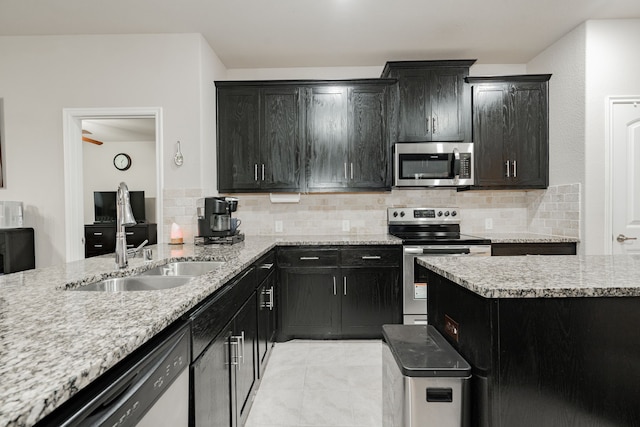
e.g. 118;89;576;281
417;255;640;427
0;234;400;427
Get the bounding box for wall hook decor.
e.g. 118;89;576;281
174;141;184;166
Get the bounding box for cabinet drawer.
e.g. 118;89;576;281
255;250;276;284
277;248;339;267
123;226;147;244
340;247;401;267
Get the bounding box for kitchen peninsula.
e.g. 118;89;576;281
418;255;640;427
0;234;399;427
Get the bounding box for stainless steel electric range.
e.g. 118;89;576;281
387;207;491;325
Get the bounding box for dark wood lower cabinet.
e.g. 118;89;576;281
426;268;640;427
192;327;233;427
277;246;402;340
491;242;577;256
280;267;341;338
257;270;277;374
232;296;257;426
341;268;401;338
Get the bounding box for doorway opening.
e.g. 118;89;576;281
63;107;164;262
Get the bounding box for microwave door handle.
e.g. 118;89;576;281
452;148;461;180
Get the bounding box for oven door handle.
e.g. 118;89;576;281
419;248;471;256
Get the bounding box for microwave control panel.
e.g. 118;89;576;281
459;153;472;179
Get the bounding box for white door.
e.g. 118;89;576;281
612;101;640;254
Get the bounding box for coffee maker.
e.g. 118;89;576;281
197;197;243;243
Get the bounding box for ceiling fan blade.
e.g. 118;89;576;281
82;136;103;145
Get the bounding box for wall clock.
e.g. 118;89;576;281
113;153;132;171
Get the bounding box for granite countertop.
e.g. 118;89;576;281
0;233;400;427
417;254;640;299
479;232;580;243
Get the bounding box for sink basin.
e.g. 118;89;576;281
74;276;192;292
139;261;226;277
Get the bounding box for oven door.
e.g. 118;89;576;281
394;142;474;187
402;245;490;325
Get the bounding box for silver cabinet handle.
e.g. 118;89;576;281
617;234;638;242
513;160;517;178
125;232;134;235
299;256;319;260
93;232;103;236
229;337;240;366
94;244;103;248
350;163;353;180
260;263;274;270
262;164;265;181
267;286;274;310
343;276;347;295
240;331;245;365
505;160;510;178
432;116;437;133
254;164;258;181
361;255;381;260
333;276;337;295
344;162;348;179
425;114;429;132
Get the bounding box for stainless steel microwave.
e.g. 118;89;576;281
393;142;474;187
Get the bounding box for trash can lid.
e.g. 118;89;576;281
382;325;471;377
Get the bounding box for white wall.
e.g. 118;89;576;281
583;19;640;254
83;140;156;223
0;33;225;267
527;23;587;251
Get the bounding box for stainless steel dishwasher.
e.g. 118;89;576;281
46;323;190;427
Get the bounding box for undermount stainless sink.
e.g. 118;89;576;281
139;261;226;277
74;276;192;292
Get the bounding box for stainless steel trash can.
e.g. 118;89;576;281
382;325;471;427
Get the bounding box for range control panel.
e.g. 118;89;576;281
387;207;460;224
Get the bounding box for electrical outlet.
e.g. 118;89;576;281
485;218;493;230
342;220;350;232
275;220;283;233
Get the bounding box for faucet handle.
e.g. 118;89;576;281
127;239;149;258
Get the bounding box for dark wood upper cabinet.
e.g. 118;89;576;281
381;60;475;142
468;75;550;189
305;82;393;191
217;79;394;193
217;84;301;192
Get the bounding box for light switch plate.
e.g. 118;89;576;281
275;220;283;233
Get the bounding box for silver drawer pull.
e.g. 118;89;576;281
299;256;319;260
125;232;134;235
94;244;103;248
93;232;103;236
361;256;381;260
260;263;274;269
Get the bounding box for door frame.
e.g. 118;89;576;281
63;107;164;262
604;96;640;254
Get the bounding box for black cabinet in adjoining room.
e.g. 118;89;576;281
382;60;475;143
0;228;35;273
468;74;551;189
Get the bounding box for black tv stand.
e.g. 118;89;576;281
84;223;157;258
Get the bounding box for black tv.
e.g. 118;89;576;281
94;191;146;224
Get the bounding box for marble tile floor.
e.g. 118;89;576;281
245;340;383;427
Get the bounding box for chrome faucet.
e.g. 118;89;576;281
115;182;137;268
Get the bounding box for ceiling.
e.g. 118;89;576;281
1;0;639;69
82;118;155;144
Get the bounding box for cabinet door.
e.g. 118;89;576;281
192;328;233;427
507;82;548;188
232;295;257;426
340;268;401;338
397;70;430;141
430;68;468;141
279;267;340;338
473;84;509;187
348;85;390;189
261;87;302;190
305;86;349;190
217;87;260;191
256;271;276;376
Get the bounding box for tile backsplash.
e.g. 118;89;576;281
162;183;581;242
